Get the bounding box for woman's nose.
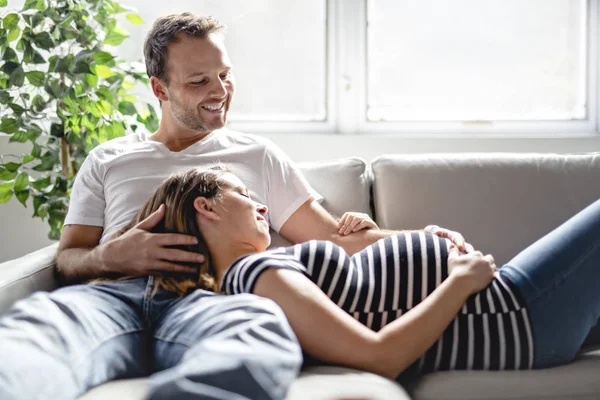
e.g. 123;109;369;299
256;203;268;216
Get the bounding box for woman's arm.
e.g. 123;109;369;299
253;265;474;379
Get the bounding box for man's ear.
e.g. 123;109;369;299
193;196;221;221
150;76;169;103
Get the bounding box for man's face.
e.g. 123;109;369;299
163;34;235;132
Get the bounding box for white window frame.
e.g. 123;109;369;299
230;0;600;136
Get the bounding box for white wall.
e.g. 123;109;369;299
1;132;600;262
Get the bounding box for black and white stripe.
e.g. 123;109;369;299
220;232;534;372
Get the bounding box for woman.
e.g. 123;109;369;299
117;164;600;379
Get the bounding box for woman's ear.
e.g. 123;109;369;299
193;196;221;221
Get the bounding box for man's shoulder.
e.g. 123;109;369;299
220;129;274;148
88;131;150;161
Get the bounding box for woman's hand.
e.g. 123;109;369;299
338;212;379;235
424;225;475;254
447;245;496;294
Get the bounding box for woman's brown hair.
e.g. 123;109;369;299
112;164;231;296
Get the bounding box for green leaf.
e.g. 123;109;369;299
85;73;98;88
71;61;90;74
104;27;129;46
0;167;16;180
53;56;72;73
93;51;115;66
32;153;57;171
94;65;115;78
96;100;112;114
14;172;29;192
7;27;20;42
32;94;45;112
15;189;29;206
25;71;45;86
32;195;46;216
22;0;40;10
125;13;144;25
0;0;7;7
1;61;19;75
109;121;125;139
16;38;26;51
0;181;13;196
0;118;19;133
44;78;62;98
4;162;21;172
118;101;136;115
33;32;54;50
31;176;51;190
22;155;34;164
0;89;10;103
48;226;61;240
0;188;13;204
31;142;41;157
8;102;24;114
9;65;25;86
9;130;28;142
3;13;19;30
2;47;17;61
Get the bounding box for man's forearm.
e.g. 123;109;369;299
333;228;419;255
56;245;109;285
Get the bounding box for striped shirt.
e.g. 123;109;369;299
220;232;534;373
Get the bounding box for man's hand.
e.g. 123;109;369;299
337;212;379;236
101;204;205;277
447;245;496;294
424;225;475;254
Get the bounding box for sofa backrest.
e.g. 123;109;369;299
371;153;600;266
268;157;372;248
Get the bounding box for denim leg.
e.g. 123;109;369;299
500;198;600;368
0;279;150;400
148;291;302;400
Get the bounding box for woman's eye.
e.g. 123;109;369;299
220;72;231;80
192;80;207;85
240;193;250;198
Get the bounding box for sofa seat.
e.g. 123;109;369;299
78;366;411;400
79;347;600;400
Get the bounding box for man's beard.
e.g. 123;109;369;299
170;95;228;132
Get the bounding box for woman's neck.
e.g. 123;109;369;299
210;241;261;287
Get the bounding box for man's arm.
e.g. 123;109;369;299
56;224;108;285
279;199;473;255
279;199;407;255
56;205;203;285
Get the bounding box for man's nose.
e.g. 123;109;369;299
209;77;228;97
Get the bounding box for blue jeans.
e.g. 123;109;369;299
500;198;600;368
0;276;302;400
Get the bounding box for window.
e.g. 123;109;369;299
118;0;599;134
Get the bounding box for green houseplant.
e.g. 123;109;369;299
0;0;159;239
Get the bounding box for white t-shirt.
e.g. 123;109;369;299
64;129;321;244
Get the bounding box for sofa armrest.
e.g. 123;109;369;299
0;243;59;315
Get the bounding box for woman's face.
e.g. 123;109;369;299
200;172;271;251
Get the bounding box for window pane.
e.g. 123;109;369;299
367;0;587;121
118;0;327;121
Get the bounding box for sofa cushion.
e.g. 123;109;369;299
78;366;410;400
0;243;59;315
270;157;371;248
402;346;600;400
371;153;600;267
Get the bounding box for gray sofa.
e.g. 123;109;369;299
2;153;600;400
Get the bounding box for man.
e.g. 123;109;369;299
0;13;471;400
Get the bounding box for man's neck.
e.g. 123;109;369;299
150;124;213;152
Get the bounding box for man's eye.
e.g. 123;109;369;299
220;72;231;80
192;80;207;85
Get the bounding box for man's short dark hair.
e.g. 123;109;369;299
143;13;226;83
